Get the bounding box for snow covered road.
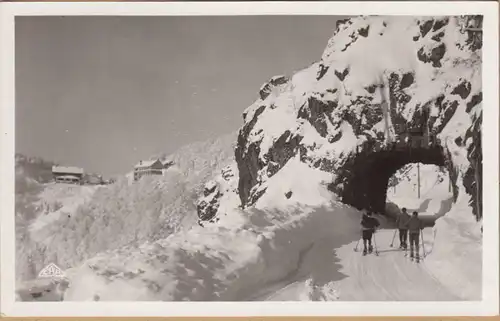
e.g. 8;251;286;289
257;165;466;301
260;225;460;301
331;227;459;301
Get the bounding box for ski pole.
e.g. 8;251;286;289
420;229;426;258
354;238;361;252
372;229;379;255
390;229;397;247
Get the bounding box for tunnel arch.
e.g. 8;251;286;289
340;139;458;215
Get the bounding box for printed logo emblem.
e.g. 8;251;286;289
38;263;65;278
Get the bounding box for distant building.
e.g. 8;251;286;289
52;166;84;184
84;173;104;185
134;159;164;181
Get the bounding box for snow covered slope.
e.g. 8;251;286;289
62;157;364;301
15;154;100;282
62;155;478;302
156;133;237;186
16;133;236;290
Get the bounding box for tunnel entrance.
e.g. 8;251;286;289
340;136;453;215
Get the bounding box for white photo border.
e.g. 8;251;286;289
1;1;498;317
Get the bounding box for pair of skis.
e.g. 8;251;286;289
362;247;379;256
404;252;422;263
397;244;422;263
353;242;379;256
391;229;427;263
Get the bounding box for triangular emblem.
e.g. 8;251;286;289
38;263;65;278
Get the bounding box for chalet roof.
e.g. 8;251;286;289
52;166;84;175
162;160;174;168
134;159;162;169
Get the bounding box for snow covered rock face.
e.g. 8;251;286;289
258;75;289;101
235;16;482;219
196;164;239;223
197;180;222;221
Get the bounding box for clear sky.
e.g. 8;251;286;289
16;16;344;177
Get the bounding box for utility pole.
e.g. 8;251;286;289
417;163;421;199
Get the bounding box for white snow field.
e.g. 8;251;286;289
16;157;480;302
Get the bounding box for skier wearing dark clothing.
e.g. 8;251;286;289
405;211;424;260
361;211;380;255
395;207;411;249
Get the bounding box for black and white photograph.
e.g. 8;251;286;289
1;1;498;317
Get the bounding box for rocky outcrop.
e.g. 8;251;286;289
258;75;289;101
197;188;222;222
197;164;239;223
234;16;483;220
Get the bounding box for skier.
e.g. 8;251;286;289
395;207;411;249
406;210;424;260
361;210;380;255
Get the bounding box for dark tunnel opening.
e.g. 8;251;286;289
341;144;450;215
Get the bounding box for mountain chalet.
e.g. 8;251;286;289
52;166;84;184
133;159;174;181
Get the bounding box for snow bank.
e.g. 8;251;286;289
62;158;362;301
424;197;482;300
386;163;480;300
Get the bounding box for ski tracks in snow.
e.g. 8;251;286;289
334;228;459;300
262;227;460;301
